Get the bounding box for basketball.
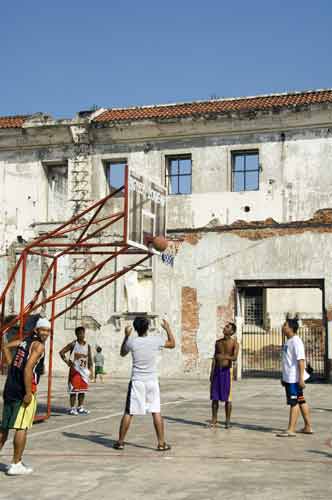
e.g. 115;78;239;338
152;235;168;252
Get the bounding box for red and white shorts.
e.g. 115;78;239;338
68;368;89;394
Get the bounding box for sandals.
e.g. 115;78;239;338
276;431;297;437
113;442;124;450
157;443;171;451
113;441;171;451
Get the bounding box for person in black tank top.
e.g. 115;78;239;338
0;318;50;476
3;332;44;402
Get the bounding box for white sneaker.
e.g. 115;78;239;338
69;408;78;416
7;461;33;476
77;407;90;415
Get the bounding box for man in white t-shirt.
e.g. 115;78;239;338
114;316;175;451
277;317;313;437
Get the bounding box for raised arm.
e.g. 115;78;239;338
120;326;132;357
2;339;21;365
161;319;175;349
24;342;45;405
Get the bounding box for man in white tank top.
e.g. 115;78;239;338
59;326;93;415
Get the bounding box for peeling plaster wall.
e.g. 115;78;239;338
0;104;332;376
153;230;332;377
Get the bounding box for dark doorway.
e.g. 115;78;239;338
236;280;327;380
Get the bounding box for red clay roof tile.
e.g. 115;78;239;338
94;89;332;124
0;115;29;129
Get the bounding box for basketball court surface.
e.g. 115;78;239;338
0;376;331;500
0;168;331;498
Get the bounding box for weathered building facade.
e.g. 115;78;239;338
1;89;332;378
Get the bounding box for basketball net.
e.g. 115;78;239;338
160;240;183;266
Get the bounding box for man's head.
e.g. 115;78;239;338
282;317;299;338
223;322;236;338
133;317;150;337
75;326;86;343
96;346;102;353
35;317;51;343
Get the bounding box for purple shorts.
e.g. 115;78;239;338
210;366;233;402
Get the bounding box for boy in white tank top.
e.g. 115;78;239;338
59;326;93;415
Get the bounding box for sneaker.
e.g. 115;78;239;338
77;407;90;415
69;408;78;416
7;461;33;476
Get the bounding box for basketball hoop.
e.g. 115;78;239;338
160;240;183;266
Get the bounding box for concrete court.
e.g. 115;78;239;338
0;376;332;500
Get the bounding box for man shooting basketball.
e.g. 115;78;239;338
114;316;175;451
210;322;239;428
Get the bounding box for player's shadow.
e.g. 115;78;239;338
164;416;281;433
163;416;212;428
62;431;156;451
37;403;71;417
0;463;8;473
231;422;283;433
307;449;332;459
62;431;116;448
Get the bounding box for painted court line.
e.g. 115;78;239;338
29;399;194;439
30;390;263;439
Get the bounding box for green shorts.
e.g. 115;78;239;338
95;366;104;376
1;395;37;430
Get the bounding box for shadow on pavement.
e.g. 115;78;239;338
0;463;7;473
231;422;283;433
163;415;282;433
62;431;156;451
37;403;70;417
163;416;209;428
307;449;332;459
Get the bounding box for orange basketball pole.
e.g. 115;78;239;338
0;165;165;421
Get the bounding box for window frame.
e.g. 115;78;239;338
231;150;260;192
105;159;127;196
243;287;264;326
165;154;192;195
42;160;69;222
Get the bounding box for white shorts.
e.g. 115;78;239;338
125;380;161;415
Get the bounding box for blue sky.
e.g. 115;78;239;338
1;0;331;118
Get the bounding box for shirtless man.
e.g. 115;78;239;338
210;322;239;428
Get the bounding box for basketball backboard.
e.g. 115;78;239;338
127;169;167;251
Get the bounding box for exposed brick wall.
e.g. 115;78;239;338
302;318;323;328
326;306;332;322
184;233;202;246
181;287;199;372
169;209;332;242
222;210;332;240
217;289;235;338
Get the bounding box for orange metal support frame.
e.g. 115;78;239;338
0;168;152;421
